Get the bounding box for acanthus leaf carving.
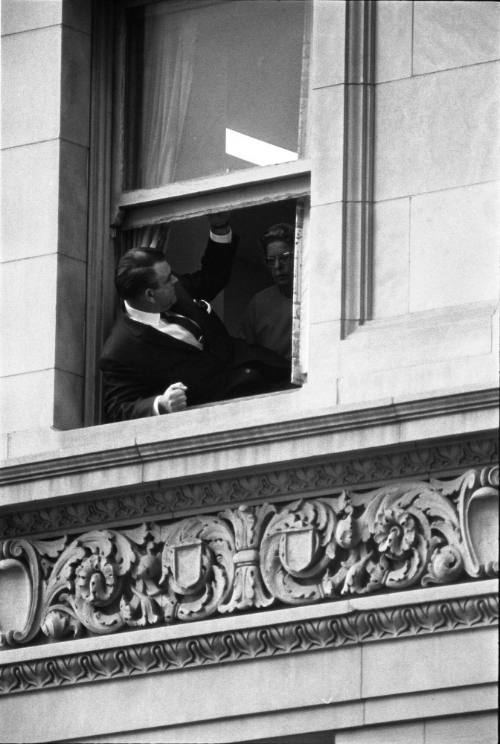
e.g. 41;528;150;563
38;526;162;640
218;503;275;613
0;467;497;648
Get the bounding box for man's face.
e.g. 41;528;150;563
265;240;293;292
149;261;178;312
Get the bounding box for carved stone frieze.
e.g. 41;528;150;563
1;467;497;649
0;434;497;539
1;592;497;696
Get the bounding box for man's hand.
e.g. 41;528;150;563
208;211;231;234
158;382;188;414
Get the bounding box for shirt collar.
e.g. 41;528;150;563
124;300;161;328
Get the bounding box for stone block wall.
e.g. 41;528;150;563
0;0;91;433
373;0;500;318
1;0;498;436
336;1;500;405
0;449;498;742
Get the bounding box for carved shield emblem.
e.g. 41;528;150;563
172;541;203;591
280;527;316;575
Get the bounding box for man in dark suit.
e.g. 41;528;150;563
99;216;290;422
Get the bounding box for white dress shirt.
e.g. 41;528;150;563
124;302;205;350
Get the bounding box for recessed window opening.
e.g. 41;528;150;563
95;0;310;424
101;201;302;422
118;198;300;354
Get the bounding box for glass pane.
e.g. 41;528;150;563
125;0;306;189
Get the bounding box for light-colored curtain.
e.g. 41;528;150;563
122;224;170;253
138;10;198;188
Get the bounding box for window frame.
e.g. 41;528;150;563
84;0;376;426
85;0;312;425
111;0;312;388
111;0;312;222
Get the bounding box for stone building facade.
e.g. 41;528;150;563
1;1;498;742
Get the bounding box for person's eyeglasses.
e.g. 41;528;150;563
265;251;292;268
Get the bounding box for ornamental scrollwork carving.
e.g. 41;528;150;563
0;536;66;646
41;525;162;641
0;467;497;648
260;497;340;605
258;474;468;604
457;465;499;578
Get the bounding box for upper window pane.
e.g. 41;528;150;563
124;0;306;189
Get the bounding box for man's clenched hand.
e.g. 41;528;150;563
158;382;188;413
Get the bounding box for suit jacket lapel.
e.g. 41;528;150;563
121;311;201;352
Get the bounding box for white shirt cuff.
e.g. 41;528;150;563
153;395;162;415
209;228;232;244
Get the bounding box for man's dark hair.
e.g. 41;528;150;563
260;223;295;253
115;248;167;300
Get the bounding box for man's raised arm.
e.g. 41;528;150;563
178;212;237;301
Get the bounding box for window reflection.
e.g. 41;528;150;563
225;128;298;167
125;0;305;189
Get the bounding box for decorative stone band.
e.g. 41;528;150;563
0;466;497;650
0;584;497;696
0;432;497;540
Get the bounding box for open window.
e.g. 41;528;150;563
119;196;303;340
86;0;311;423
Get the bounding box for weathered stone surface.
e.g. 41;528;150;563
60;26;91;148
413;1;500;75
337;721;424;744
375;1;413;83
0;467;496;650
58;140;90;262
0;370;55;433
311;0;346;88
409;182;500;312
1;142;60;262
310;85;344;207
1;0;62;36
1;27;62;148
425;711;498;744
362;626;497;698
375;63;500;201
308;202;343;324
0;256;58;378
373;198;410;318
55;254;86;377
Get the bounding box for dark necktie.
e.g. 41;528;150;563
161;311;205;345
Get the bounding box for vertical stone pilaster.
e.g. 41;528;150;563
341;0;376;336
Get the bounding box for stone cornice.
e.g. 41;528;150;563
0;431;497;539
1;388;497;489
1;587;497;696
1;431;498;540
